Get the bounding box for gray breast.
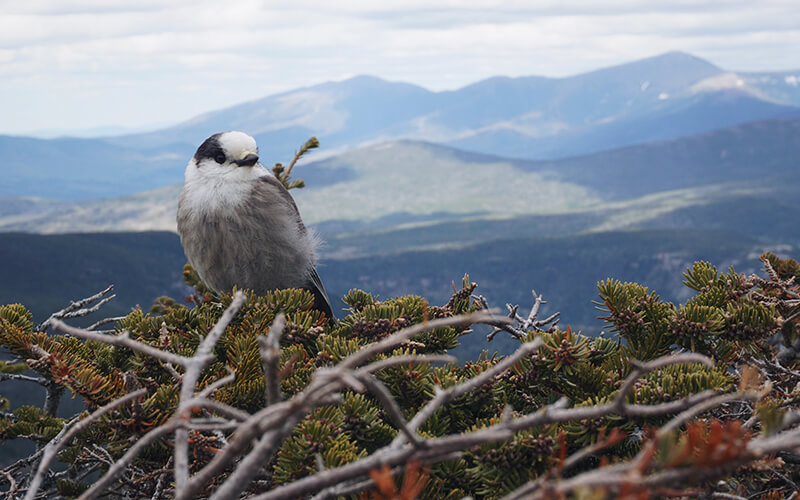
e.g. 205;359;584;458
177;176;315;295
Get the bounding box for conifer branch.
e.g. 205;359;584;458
178;309;503;500
285;136;319;180
392;337;543;447
254;350;732;500
51;320;195;367
355;373;424;448
613;353;714;412
6;253;800;499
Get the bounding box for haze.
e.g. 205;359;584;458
1;0;799;136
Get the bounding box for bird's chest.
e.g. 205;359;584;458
182;176;253;217
179;199;308;291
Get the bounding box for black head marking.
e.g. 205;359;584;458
194;133;227;165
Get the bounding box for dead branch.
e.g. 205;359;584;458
39;285;116;331
258;312;285;406
24;388;147;500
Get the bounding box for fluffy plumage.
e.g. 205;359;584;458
177;131;335;321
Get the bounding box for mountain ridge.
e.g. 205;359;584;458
2;118;798;238
2;51;799;200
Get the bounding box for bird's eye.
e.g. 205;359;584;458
214;153;226;164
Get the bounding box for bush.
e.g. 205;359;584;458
1;252;799;499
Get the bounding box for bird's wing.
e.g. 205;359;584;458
257;173;306;233
306;267;336;322
257;174;336;321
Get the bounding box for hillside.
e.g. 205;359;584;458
1;52;798;200
2;118;798;236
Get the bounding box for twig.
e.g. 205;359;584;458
0;372;48;385
77;421;178;500
1;470;17;497
174;291;246;494
51;320;193;367
285;137;319;179
613;353;714;412
152;456;173;500
521;289;545;331
392;337;543;447
341;310;502;370
181;310;501;500
258;313;285;406
87;315;127;331
196;368;236;399
360;354;456;374
356;373;424;448
24;389;146;500
40;285;115;331
658;391;762;435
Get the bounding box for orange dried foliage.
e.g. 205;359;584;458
363;460;430;500
665;418;752;469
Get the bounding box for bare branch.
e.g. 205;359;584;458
258;313;285;406
359;354;456;374
394;337;543;447
341;309;503;370
658;391;763;435
78;421;178;500
86;315;127;331
25;389;146;500
179;310;502;500
196;368;236;399
175;290;246;494
521;289;545;331
356;373;424;448
40;285;115;331
51;320;194;367
0;372;48;385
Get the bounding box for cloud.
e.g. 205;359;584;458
0;1;798;134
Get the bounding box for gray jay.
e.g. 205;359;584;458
177;131;335;321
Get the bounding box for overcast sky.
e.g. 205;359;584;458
1;0;798;135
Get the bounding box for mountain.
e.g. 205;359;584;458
0;135;188;199
2;118;798;237
1;52;798;201
112;76;438;151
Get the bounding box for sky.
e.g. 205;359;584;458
1;0;799;136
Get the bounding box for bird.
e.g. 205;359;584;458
176;131;335;321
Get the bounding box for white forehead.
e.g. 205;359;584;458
219;131;257;156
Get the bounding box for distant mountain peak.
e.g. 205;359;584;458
581;51;721;79
653;51;720;66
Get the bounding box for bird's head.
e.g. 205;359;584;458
193;131;260;170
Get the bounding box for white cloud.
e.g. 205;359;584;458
0;0;798;134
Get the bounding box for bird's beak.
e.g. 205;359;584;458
234;152;259;167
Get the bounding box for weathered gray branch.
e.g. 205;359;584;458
40;285;116;331
174;291;247;494
258;313;285;406
24;389;147;500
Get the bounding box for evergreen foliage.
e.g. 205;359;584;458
0;251;798;498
